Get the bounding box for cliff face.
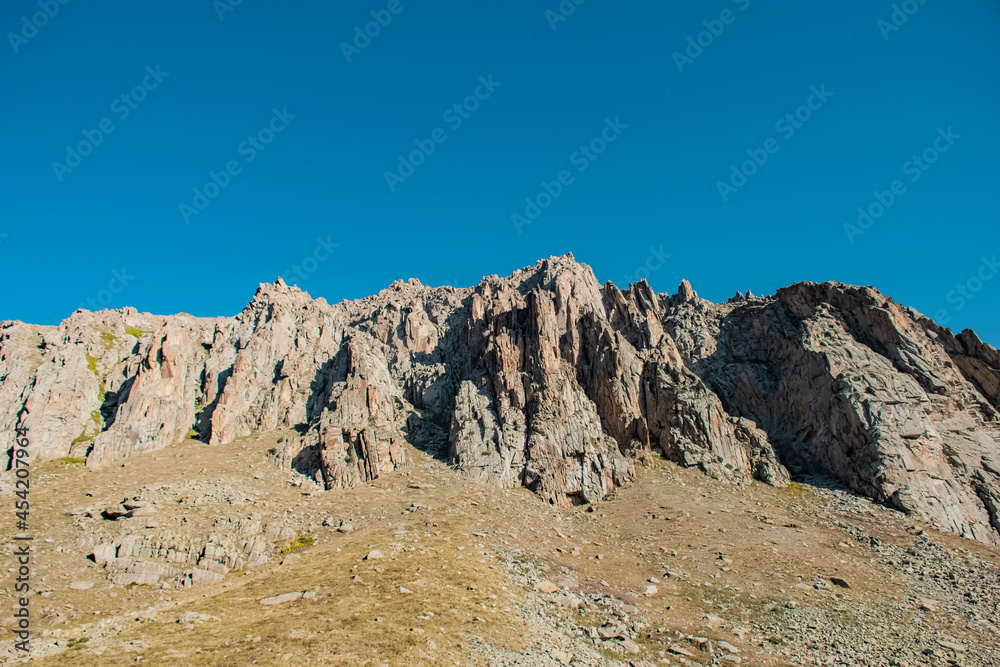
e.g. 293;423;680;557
664;282;1000;545
2;255;999;544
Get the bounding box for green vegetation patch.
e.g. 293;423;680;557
85;356;106;400
280;534;315;555
125;327;149;338
782;481;807;498
57;457;88;465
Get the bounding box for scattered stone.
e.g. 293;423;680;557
717;640;740;653
620;638;641;654
177;611;213;624
550;650;573;664
260;592;303;606
535;581;558;594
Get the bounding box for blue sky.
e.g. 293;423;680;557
2;0;998;344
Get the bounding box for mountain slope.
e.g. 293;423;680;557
2;254;998;545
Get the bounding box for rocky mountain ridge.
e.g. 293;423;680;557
2;254;999;545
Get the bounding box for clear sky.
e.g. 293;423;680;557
2;1;998;345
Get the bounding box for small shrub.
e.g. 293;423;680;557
67;638;89;650
281;535;315;554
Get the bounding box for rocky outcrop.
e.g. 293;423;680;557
919;322;1000;411
665;282;1000;545
2;256;999;543
88;325;208;468
276;334;410;489
0;309;210;467
81;508;298;588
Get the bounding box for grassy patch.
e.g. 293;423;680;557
66;637;89;650
280;534;315;555
782;481;807;498
72;430;91;444
57;457;88;465
125;327;149;338
99;331;117;349
91;410;102;429
85;356;106;400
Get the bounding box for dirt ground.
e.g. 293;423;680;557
2;431;998;665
